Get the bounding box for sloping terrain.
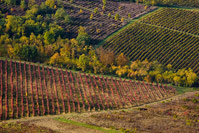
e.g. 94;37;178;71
0;59;175;120
101;8;199;74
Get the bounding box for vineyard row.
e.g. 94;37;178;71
0;59;176;120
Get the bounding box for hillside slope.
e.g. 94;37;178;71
0;59;175;120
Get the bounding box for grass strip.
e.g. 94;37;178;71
175;87;199;94
55;117;119;133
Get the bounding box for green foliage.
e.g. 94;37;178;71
108;12;111;18
28;0;36;8
54;8;70;23
45;0;55;8
94;8;98;14
5;15;23;37
20;0;27;10
25;4;39;18
44;30;55;44
5;0;16;5
77;54;90;72
90;13;94;20
22;19;42;36
76;26;91;45
114;13;119;20
15;45;38;61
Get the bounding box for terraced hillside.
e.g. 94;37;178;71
0;59;176;120
102;8;199;74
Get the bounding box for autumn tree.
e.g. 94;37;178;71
99;50;115;67
49;52;60;65
116;53;129;66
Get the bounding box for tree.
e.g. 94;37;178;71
102;0;106;6
28;0;36;8
45;0;55;8
128;13;131;18
121;17;124;23
44;31;55;44
173;76;181;86
99;50;115;67
15;45;38;61
115;13;119;20
102;0;106;10
54;8;70;23
94;8;98;14
76;26;91;45
5;0;16;5
20;0;27;10
108;12;111;18
116;53;129;66
49;52;60;65
77;54;89;72
64;15;71;23
90;13;94;20
185;68;198;86
5;15;23;37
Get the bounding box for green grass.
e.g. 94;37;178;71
55;117;119;133
175;86;199;94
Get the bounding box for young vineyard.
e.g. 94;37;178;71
102;9;199;75
0;59;176;120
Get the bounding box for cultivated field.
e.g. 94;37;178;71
0;0;156;44
0;59;176;120
140;8;199;35
102;8;199;74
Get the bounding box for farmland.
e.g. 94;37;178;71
140;8;199;35
0;59;175;120
52;0;156;44
0;0;156;44
102;8;199;74
0;0;199;132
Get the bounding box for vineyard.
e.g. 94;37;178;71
102;8;199;75
0;59;176;120
140;8;199;35
53;0;156;44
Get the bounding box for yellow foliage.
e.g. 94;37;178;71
7;45;14;58
112;65;129;77
121;17;124;23
49;52;60;64
90;13;94;20
79;9;83;14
